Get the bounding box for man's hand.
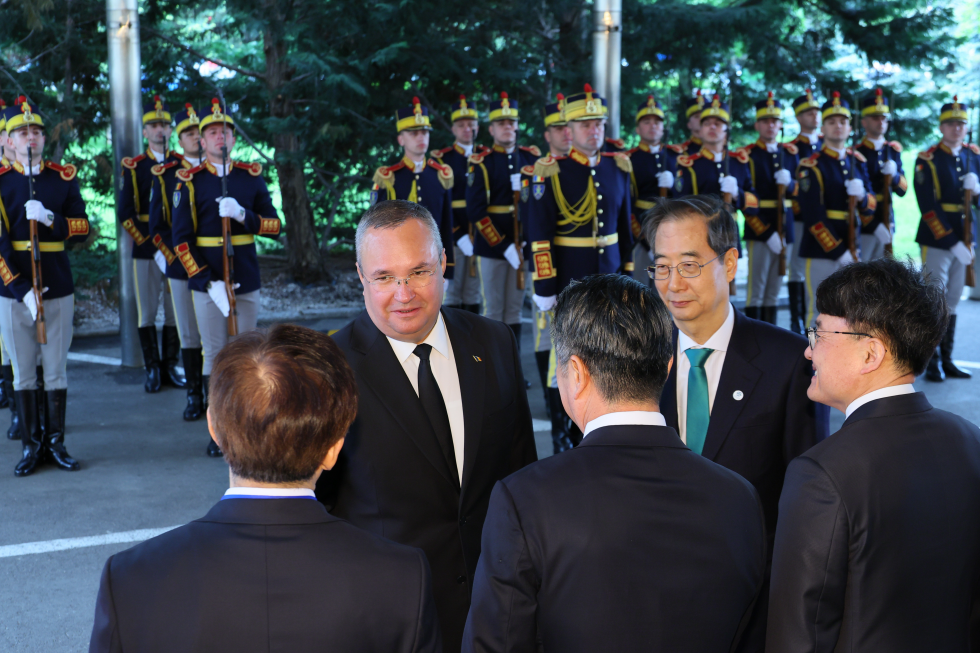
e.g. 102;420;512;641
774;169;792;187
874;223;892;245
21;287;47;322
456;234;474;257
719;175;739;198
207;280;240;317
25;200;54;227
657;171;674;189
503;243;521;270
880;160;898;177
845;179;866;198
950;241;974;267
216;197;246;223
766;231;784;254
961;172;979;194
154;250;168;274
533;294;557;311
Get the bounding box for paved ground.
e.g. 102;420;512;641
1;296;978;652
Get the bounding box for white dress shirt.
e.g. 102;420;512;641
457;142;474;157
413;159;425;173
150;149;165;162
184;156;201;167
844;383;915;419
676;304;735;444
386;312;465;483
583;411;667;439
223;487;316;499
868;136;886;151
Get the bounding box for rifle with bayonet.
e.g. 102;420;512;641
847;104;859;261
777;126;787;275
26;144;46;344
214;91;238;336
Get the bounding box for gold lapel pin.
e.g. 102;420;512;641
472;355;482;362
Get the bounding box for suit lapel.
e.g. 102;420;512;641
701;310;762;461
443;309;486;500
660;327;679;429
350;311;458;490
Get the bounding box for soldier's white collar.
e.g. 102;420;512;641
456;142;473;157
799;131;820;142
867;136;886;151
184;156;201;166
413;159;425;173
150;149;166;162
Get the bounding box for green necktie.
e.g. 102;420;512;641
685;348;714;455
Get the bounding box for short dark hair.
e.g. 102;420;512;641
209;324;358;484
816;257;949;376
355;200;443;265
642;195;739;258
553;274;674;403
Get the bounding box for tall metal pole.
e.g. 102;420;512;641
106;0;142;366
592;0;622;139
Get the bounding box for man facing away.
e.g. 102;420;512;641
463;273;766;653
768;257;980;652
89;324;441;653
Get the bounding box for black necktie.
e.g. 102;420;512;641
414;344;458;483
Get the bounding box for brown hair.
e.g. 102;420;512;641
209;324;358;484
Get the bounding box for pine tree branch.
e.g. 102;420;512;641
143;26;266;80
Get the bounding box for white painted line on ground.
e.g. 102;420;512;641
533;418;549;432
0;526;180;559
67;352;121;366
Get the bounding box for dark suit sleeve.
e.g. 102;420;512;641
89;557;122;653
767;456;848;653
784;350;830;464
462;481;539;653
412;550;443;653
507;327;538;471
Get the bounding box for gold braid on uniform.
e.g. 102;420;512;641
552;176;597;234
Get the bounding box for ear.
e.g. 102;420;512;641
206;407;221;448
667;355;674;376
320;437;346;472
440;248;447;276
860;338;889;375
568;354;590;399
724;247;738;283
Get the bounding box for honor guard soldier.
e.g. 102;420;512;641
857;89;907;261
148;103;206;421
795;92;876;327
628;95;678;284
674;95;759;235
525;83;634;452
913;96;979;382
119;95;183;394
371;97;455;282
431;95;486;313
743;92;798;326
0;98;90;476
542;94;572;158
170;98;282;457
676;89;706;154
787;88;824;330
465;92;540;343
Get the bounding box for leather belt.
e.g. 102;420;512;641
554;233;619;248
196;235;255;247
941;203;965;213
12;241;65;252
487;205;514;214
825;210;847;220
451;200;467;208
758;200;793;209
138;214;150;223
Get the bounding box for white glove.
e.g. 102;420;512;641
456;234;474;257
207;280;240;318
719;175;739;198
216;197;246;223
774;169;792;186
154;250;167;273
836;250;854;266
503;243;521;270
25;200;54;227
657;171;674;189
950;241;974;267
533;294;557;311
23;288;38;322
846;179;866;198
765;231;784;254
874;223;892;245
510;173;522;192
880;160;898;177
961;172;979;194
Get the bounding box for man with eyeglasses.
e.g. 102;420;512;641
768;257;980;653
318;199;537;653
642;195;829;651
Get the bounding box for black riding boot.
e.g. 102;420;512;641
548;387;574;455
44;389;79;471
941;315;972;379
925;347;945;382
13;390;42;477
787;282;804;335
4;365;18;440
138;327;162;393
0;364;8;410
535;350;551;420
203;375;222;457
744;306;761;320
762;306;778;325
182;348;205;421
161;326;187;388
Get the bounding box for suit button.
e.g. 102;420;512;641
597;194;603;200
594;182;600;187
597;209;603;214
598;221;604;227
509;164;513;169
591;170;596;176
457;575;466;584
599;248;605;254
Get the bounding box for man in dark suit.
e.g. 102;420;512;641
768;258;980;652
641;195;830;651
89;324;441;653
317;200;538;653
462;273;767;653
